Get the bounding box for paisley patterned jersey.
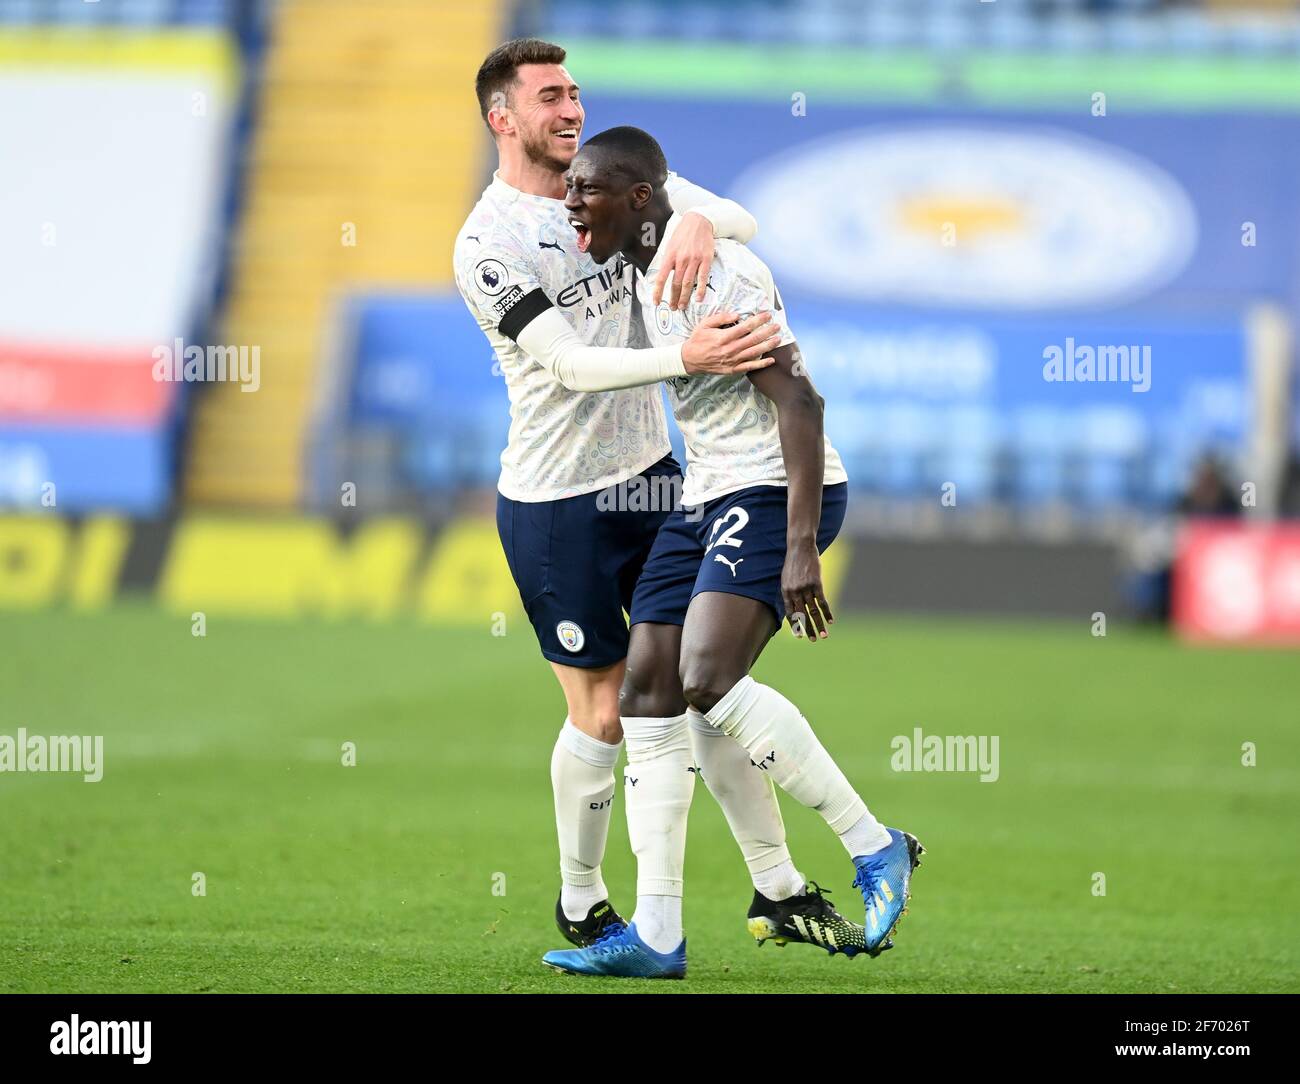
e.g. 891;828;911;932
636;213;847;506
454;171;672;501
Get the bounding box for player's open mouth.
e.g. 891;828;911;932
569;216;591;254
554;128;578;142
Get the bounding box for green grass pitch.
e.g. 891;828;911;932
2;603;1297;993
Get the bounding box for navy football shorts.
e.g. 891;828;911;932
496;454;681;669
629;482;848;628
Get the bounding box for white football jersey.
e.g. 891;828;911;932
637;213;847;507
454;172;670;502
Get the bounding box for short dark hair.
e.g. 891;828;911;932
580;126;668;188
475;38;567;132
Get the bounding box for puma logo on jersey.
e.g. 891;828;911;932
538;239;564;252
714;554;744;576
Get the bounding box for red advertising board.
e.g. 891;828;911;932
0;340;173;425
1172;522;1300;644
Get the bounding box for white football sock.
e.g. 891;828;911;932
632;896;682;956
622;713;694;953
840;811;892;859
703;677;890;858
687;708;804;899
551;719;621;921
752;859;807;903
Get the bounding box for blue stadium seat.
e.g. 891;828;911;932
615;1;680;42
878;403;934;498
1078;456;1132;509
690;0;739;42
1226;19;1292;56
790;4;846;47
536;0;1290;58
0;0;42;25
338;293;511;498
117;0;173;26
1075;408;1145;509
543;7;601;41
1011;408;1071;507
861;6;917;49
1105;12;1164;52
405;424;500;494
931;406;1000;505
747;3;793;45
981;8;1041;51
1080;407;1145;458
828;403;883;496
175;0;231;27
1149;422;1197;509
1164;11;1218;55
1044;15;1105;53
921;11;974;54
52;0;112;24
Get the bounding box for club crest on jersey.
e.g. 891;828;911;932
556;621;585;653
655;302;674;336
475;258;509;297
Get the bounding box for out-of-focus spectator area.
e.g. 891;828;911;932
3;0;1300;637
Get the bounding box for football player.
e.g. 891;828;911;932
542;127;922;978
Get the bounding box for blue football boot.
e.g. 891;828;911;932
851;828;924;956
542;921;686;979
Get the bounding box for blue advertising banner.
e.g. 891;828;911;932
577;99;1300;313
784;301;1248;506
0;424;172;514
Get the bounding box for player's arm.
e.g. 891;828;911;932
513;305;778;392
456;237;778;392
747;344;833;643
664;172;758;244
656;172;760;311
698;256;829;640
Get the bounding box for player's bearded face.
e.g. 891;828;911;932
521;117;574;172
509;64;583;173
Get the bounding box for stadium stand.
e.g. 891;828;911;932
184;0;504;507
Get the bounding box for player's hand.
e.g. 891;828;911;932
681;312;781;376
782;540;833;643
653;211;716;311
